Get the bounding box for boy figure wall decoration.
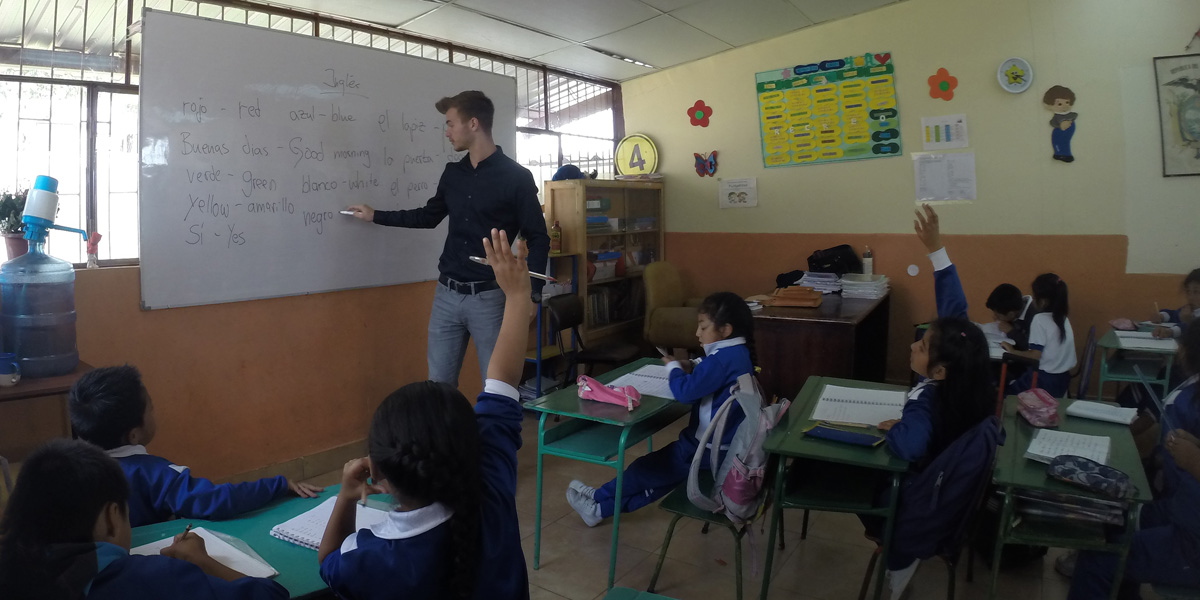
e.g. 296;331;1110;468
1044;85;1077;163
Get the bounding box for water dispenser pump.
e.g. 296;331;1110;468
23;175;88;244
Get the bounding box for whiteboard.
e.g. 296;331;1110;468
138;10;517;309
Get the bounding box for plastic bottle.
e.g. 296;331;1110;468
862;246;874;277
549;220;563;255
0;176;80;378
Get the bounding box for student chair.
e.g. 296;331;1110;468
647;467;785;600
0;455;11;511
546;294;639;385
643;262;703;352
1153;585;1200;599
1072;326;1097;399
857;417;1002;600
997;353;1039;414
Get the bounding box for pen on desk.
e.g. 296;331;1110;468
467;256;557;282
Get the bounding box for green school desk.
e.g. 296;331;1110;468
1095;328;1176;401
989;397;1153;600
759;376;910;600
131;485;384;598
523;357;691;589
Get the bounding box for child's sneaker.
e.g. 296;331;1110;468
569;480;597;500
566;488;602;528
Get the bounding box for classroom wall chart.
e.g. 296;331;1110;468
755;52;901;168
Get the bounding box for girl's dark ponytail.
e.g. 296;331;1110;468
925;318;995;453
369;381;482;600
1032;273;1069;341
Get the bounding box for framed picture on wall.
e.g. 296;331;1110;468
1154;53;1200;177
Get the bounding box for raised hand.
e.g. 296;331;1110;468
914;204;942;253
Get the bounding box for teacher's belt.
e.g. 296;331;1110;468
438;275;499;295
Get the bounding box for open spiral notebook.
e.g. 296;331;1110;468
270;496;391;550
810;385;907;426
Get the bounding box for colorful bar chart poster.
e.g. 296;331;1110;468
755;52;901;168
920;114;969;151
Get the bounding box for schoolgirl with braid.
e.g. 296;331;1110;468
567;291;756;526
317;229;532;600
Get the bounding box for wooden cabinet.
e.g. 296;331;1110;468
543;179;664;343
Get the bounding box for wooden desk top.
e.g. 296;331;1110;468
753;292;889;326
0;361;93;403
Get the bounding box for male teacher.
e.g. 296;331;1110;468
348;90;549;387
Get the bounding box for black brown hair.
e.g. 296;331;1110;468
435;91;494;134
1042;85;1075;105
698;291;756;365
68;365;149;450
924;318;996;455
1032;273;1070;341
368;381;482;600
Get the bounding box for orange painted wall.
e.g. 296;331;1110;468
0;267;483;479
664;232;1184;387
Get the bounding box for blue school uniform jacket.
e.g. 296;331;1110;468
319;381;528;600
106;445;289;527
666;338;754;449
885;380;941;465
1159;376;1200;541
82;542;286;600
1158;305;1200;338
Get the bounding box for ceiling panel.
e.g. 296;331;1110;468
636;0;705;12
401;5;573;59
787;0;900;24
586;15;730;68
456;0;659;43
275;0;436;28
671;0;813;47
534;45;655;81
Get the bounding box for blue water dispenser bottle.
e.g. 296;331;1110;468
0;175;88;378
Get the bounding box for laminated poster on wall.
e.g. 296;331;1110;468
1043;85;1077;163
913;152;976;204
718;177;757;209
755;51;900;168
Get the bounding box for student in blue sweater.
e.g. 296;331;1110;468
1151;267;1200;339
566;291;755;526
0;439;285;600
67;366;323;527
1069;324;1200;598
318;228;530;600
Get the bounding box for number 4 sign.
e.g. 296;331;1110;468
615;133;659;175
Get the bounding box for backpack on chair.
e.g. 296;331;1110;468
686;373;790;526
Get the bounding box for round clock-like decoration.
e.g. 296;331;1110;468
998;57;1034;93
615;133;659;175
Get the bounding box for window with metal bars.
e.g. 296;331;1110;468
0;0;620;264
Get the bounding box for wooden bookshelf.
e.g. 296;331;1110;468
544;179;664;344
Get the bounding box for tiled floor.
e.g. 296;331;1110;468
305;412;1159;600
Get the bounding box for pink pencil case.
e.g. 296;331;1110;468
577;375;641;412
1017;388;1059;428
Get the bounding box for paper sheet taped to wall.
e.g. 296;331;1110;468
913;152;976;203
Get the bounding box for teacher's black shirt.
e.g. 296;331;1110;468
372;147;550;293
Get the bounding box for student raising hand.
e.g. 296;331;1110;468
482;228;531;391
482;228;530;299
914;204;943;253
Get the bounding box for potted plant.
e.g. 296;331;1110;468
0;190;28;260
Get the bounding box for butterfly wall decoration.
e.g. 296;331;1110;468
693;151;718;177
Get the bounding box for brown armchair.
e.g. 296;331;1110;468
643;261;703;351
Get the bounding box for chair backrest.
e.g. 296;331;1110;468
1075;325;1097;399
643;262;685;336
545;294;586;358
891;416;1004;562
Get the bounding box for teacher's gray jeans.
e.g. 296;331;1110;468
427;283;506;387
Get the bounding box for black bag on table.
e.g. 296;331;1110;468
807;244;862;277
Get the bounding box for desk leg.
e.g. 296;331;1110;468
534;413;548;570
1109;504;1140;600
1163;358;1174;397
759;457;787;600
988;486;1014;600
608;428;632;590
1096;349;1110;401
872;473;901;600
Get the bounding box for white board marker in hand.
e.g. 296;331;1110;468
339;210;357;216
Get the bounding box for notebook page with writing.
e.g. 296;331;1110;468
1025;429;1111;465
810;385;907;426
1117;337;1178;351
270;497;390;550
132;527;277;578
1065;401;1137;425
607;365;675;399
